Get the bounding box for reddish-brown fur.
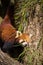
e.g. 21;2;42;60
0;4;31;52
16;33;31;44
0;14;16;42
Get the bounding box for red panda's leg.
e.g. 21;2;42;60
2;42;14;52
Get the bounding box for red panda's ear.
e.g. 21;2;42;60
15;31;22;38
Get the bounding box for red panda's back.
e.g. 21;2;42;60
1;24;16;42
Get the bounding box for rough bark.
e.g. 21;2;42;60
0;49;23;65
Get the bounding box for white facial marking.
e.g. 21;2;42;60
19;39;23;43
22;42;27;46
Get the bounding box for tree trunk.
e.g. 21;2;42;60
0;49;23;65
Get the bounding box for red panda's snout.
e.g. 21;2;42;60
19;39;28;47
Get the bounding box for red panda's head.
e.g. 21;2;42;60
16;31;32;47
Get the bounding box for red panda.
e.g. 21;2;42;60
15;33;31;47
0;24;31;52
0;23;31;52
0;4;31;52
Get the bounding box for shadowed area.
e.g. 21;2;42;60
8;45;24;58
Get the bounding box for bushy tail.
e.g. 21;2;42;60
6;3;14;23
